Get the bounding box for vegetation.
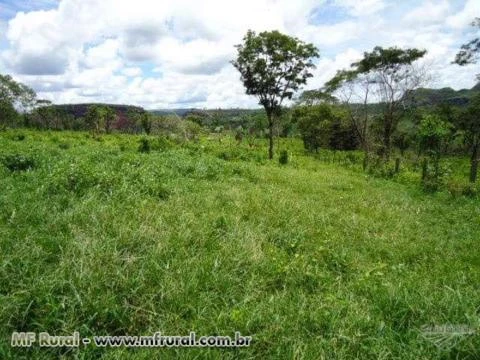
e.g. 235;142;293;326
324;46;428;161
0;74;36;127
232;30;319;159
0;130;479;360
1;23;480;360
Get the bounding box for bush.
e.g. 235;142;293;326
152;136;174;151
447;180;478;198
13;133;26;141
461;183;478;198
279;150;289;165
422;177;442;193
366;156;396;179
138;138;151;153
58;142;71;150
1;154;36;171
64;165;98;195
421;158;452;193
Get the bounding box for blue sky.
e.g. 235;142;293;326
0;0;479;109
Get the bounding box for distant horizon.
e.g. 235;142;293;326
37;81;479;111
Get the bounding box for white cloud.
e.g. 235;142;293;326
404;1;450;25
0;0;479;108
335;0;386;16
122;67;143;77
446;0;480;29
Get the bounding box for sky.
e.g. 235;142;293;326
0;0;479;109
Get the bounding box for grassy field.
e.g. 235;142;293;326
0;129;479;359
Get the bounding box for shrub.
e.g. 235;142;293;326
13;133;26;141
1;154;36;171
58;142;71;150
138;138;150;153
462;183;478;198
279;150;289;165
421;159;452;193
446;180;477;198
422;177;441;193
63;164;98;195
366;156;396;179
153;136;173;151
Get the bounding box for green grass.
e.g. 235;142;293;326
0;130;479;359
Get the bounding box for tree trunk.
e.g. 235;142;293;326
267;112;274;160
395;157;401;174
421;158;428;181
470;142;479;183
383;120;392;162
362;146;369;171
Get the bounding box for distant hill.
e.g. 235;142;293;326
409;83;480;107
51;103;144;118
150;109;194;116
49;103;145;131
149;108;262;117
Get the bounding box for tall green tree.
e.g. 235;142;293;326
84;105;117;134
85;105;104;134
231;30;319;159
104;106;117;134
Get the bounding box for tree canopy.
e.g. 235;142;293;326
454;18;480;68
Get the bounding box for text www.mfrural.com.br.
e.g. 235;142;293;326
11;331;252;348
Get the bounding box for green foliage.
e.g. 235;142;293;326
28;104;78;130
354;46;427;73
1;153;36;171
232;30;319;109
296;89;338;106
0;99;19;127
84;105;117;134
138;137;151;153
458;93;480;182
85;105;104;133
13;133;26;141
447;179;478;198
296;104;335;152
103;106;117;134
459;92;480;136
139;112;153;134
182;120;202;142
279;149;289;165
58;142;71;150
418;114;453;155
295;104;357;152
232;29;319;158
